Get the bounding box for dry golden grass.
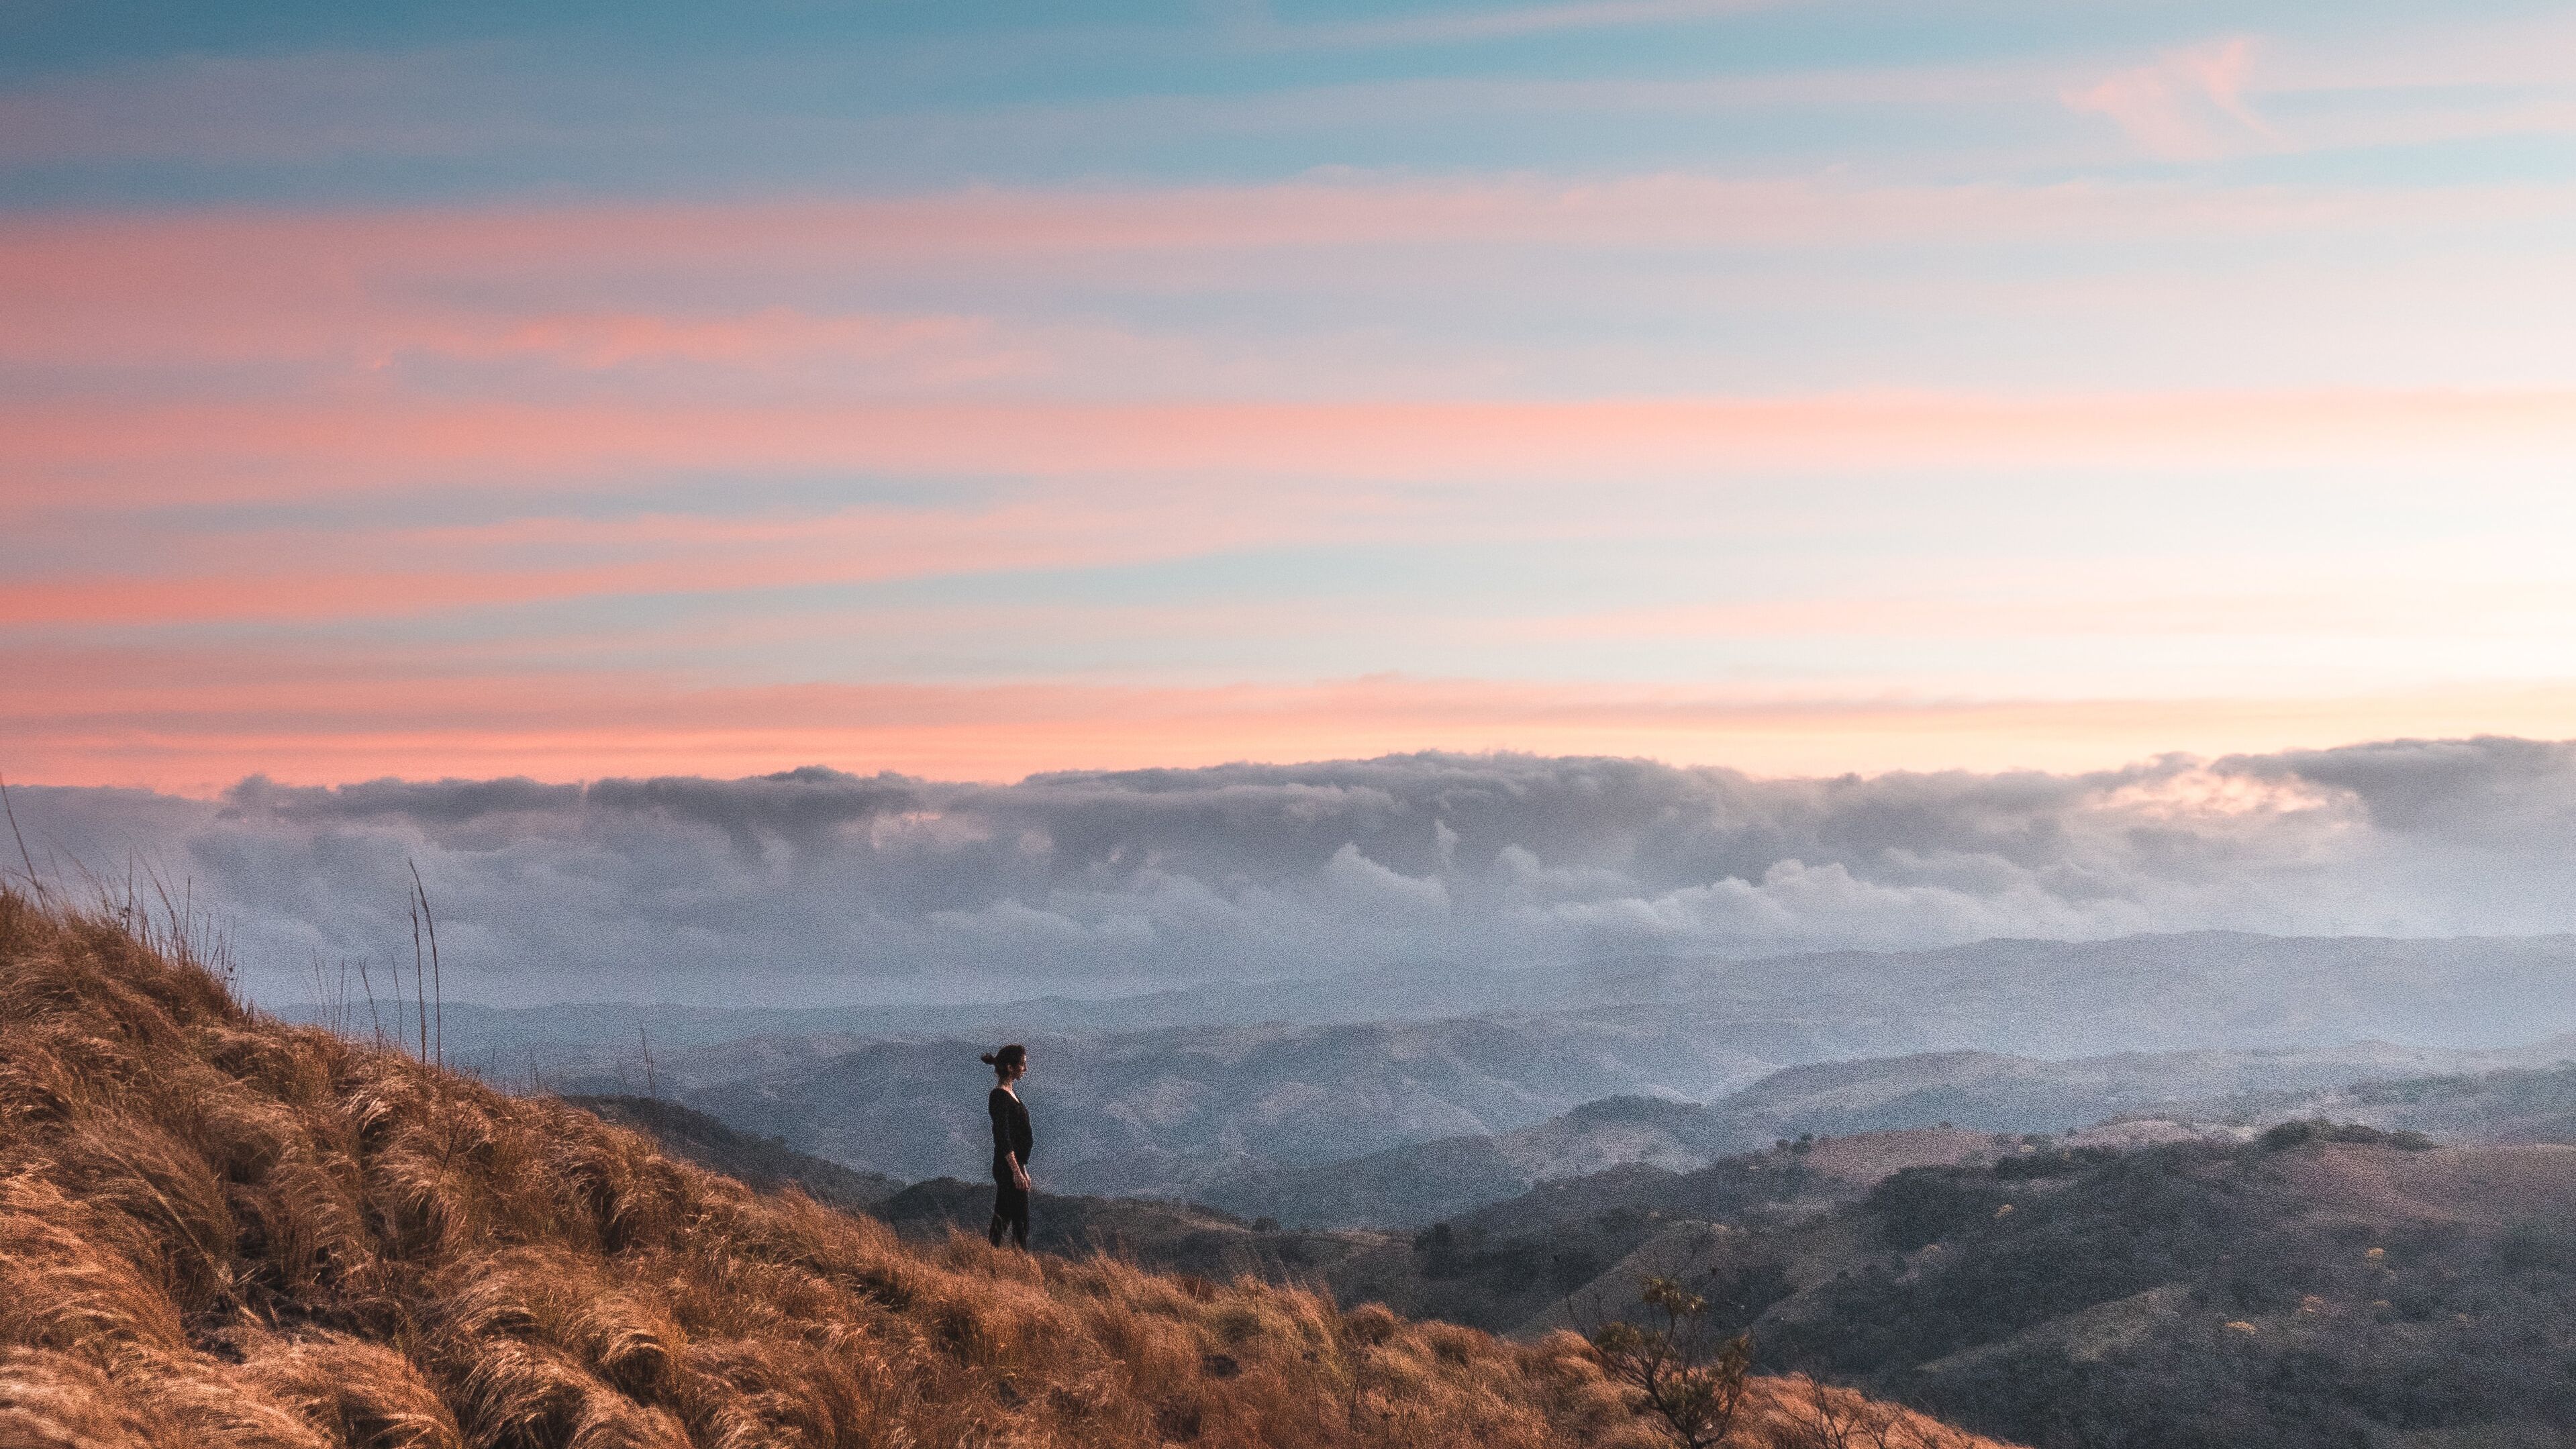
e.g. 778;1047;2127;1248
0;889;2005;1448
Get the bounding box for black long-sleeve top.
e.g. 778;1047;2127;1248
989;1085;1033;1175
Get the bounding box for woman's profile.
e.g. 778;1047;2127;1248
982;1044;1033;1249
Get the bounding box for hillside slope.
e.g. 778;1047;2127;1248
1696;1038;2576;1142
562;1095;901;1208
1546;1129;2576;1448
1291;1130;2010;1332
2134;1058;2576;1144
0;890;1997;1449
871;1177;1394;1285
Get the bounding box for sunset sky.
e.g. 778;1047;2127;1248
9;0;2576;792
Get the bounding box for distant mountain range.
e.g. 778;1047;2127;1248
1191;1034;2576;1228
371;928;2576;1070
376;932;2576;1218
681;1015;1776;1190
663;1028;2576;1226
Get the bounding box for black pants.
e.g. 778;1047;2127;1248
989;1172;1030;1249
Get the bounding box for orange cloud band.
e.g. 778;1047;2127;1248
9;658;2575;793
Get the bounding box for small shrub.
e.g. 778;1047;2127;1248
2258;1120;2434;1152
1589;1276;1752;1449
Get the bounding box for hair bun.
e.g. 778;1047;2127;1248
979;1052;998;1065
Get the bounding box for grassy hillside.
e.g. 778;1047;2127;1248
871;1178;1393;1283
0;889;2000;1449
1305;1130;2014;1334
560;1095;901;1209
576;1099;1414;1290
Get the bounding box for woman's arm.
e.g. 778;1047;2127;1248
1005;1150;1029;1191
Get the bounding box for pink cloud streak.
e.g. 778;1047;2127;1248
2067;38;2283;161
10;389;2575;512
1532;579;2576;642
6;179;2557;307
13;649;2576;793
0;490;1344;625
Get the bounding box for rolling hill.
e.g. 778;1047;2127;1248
1295;1129;2021;1333
1545;1128;2576;1447
560;1094;902;1208
1180;1037;2575;1230
2128;1058;2576;1144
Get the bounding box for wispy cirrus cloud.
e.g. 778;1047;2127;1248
1531;577;2576;644
2067;37;2283;161
0;486;1358;624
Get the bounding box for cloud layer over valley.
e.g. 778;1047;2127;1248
14;737;2576;1007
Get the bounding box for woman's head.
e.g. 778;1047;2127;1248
981;1043;1029;1081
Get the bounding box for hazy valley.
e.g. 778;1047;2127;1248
418;932;2576;1220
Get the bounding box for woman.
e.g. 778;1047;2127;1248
982;1044;1034;1249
